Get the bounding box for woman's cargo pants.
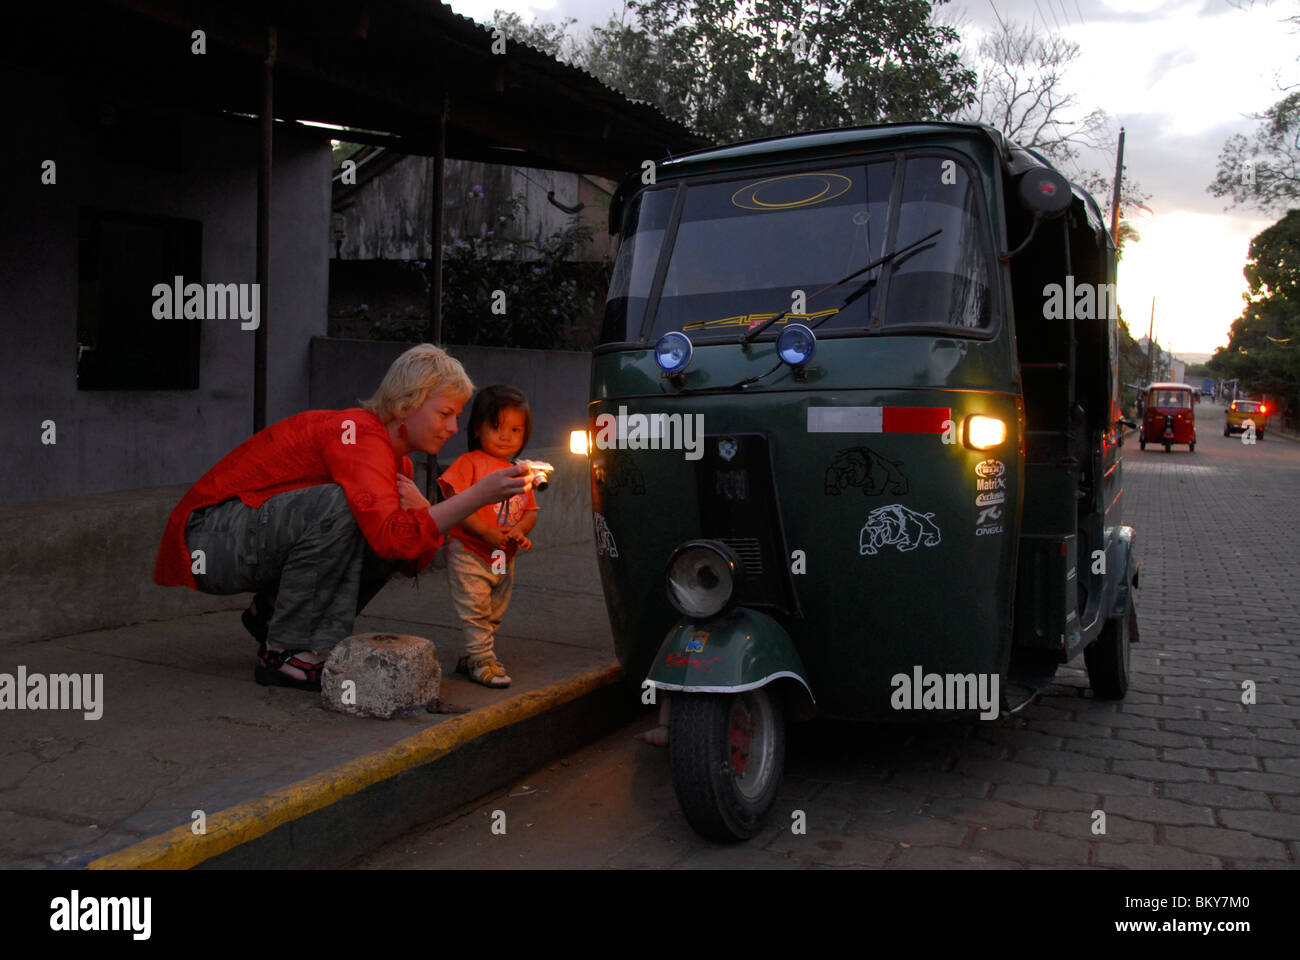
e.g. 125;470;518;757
184;483;401;654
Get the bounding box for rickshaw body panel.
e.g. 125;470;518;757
590;341;1023;719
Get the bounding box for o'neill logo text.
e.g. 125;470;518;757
890;665;999;720
152;276;260;330
594;406;704;461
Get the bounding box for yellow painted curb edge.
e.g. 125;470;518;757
88;662;624;870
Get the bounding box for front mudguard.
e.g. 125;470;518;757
1107;525;1140;640
645;607;815;715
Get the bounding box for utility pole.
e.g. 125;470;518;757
1144;296;1155;385
1110;128;1125;247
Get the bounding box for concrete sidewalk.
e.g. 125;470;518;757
0;538;640;869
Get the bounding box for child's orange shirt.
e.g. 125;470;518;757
438;450;539;566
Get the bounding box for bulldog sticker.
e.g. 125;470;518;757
859;504;942;556
824;446;910;497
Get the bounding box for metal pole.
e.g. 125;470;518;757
428;94;448;345
1109;127;1125;247
255;25;276;433
425;95;449;502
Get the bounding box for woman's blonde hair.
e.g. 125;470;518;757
361;344;474;422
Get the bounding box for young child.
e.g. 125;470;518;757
437;385;539;687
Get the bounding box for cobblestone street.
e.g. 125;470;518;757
358;409;1299;869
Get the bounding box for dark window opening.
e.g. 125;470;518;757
77;208;201;390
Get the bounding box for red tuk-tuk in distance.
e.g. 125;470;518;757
1140;382;1196;452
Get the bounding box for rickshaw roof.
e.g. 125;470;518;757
1149;382;1194;391
610;121;1111;242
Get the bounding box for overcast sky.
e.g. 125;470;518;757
446;0;1297;356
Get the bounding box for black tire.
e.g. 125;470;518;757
1223;424;1230;437
1139;438;1146;450
1258;431;1264;441
1085;602;1135;700
1163;442;1171;452
1189;442;1195;453
669;688;785;841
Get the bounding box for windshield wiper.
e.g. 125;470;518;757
739;228;943;343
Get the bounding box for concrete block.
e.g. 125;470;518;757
321;633;440;719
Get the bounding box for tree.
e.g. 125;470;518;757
1209;0;1300;211
954;15;1148;260
958;15;1108;169
1208;210;1300;413
1208;92;1300;213
490;9;580;60
563;0;977;143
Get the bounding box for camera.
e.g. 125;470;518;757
515;459;555;492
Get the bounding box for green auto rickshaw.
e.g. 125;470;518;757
579;122;1141;841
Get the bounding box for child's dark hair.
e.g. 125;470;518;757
467;384;532;455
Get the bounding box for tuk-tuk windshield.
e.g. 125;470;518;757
602;154;994;344
1150;389;1192;409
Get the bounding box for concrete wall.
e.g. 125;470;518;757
335;157;615;263
1;63;332;505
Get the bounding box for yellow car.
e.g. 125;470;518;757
1224;399;1267;439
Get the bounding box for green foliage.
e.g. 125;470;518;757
566;0;976;142
439;193;610;350
1208;209;1300;415
1209;92;1300;213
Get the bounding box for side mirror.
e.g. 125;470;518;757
1017;169;1073;220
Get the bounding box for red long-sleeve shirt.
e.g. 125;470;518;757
154;408;442;589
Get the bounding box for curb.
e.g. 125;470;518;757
87;662;628;869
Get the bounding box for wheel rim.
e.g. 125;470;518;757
729;691;776;801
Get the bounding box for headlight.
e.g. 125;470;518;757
965;415;1006;450
665;540;743;619
654;331;693;374
776;322;816;367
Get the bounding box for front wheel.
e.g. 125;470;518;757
1224;424;1230;437
1139;438;1146;450
1085;602;1135;700
1163;441;1172;452
669;688;785;841
1189;442;1195;453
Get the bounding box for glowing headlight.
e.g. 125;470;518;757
965;415;1007;450
665;540;743;619
570;429;591;456
655;331;693;374
776;323;816;367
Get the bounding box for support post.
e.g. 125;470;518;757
255;25;276;432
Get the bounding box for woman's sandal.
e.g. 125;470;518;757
254;646;325;692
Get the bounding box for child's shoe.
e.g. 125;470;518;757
456;655;512;688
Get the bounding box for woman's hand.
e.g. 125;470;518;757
396;473;430;511
476;464;531;505
426;464;529;535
